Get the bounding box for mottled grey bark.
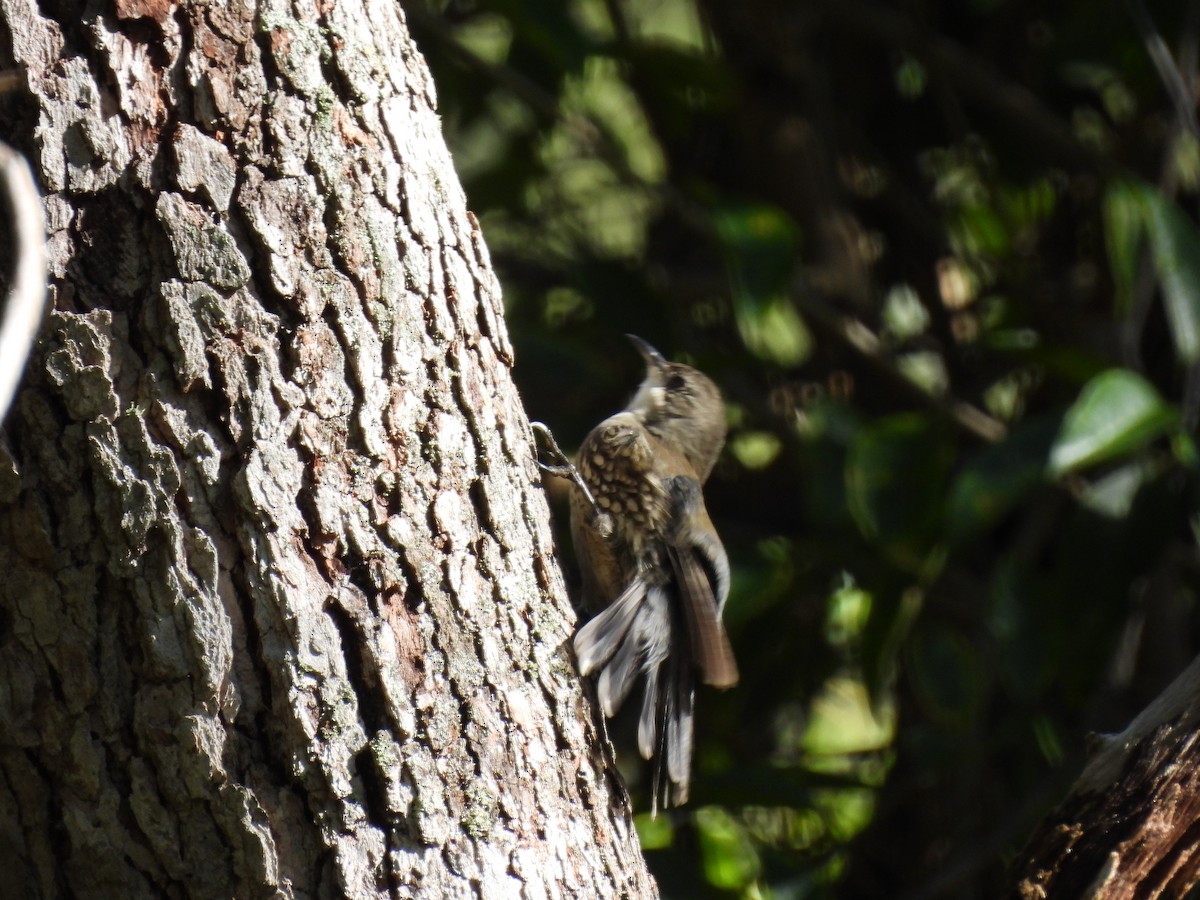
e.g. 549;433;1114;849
0;0;654;897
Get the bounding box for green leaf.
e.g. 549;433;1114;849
907;624;984;729
711;199;800;298
728;429;782;469
845;414;953;569
1048;369;1177;476
695;808;761;890
1103;178;1200;361
945;415;1058;540
634;813;673;850
802;675;895;756
1143;188;1200;362
1103;178;1146;316
1078;460;1153;518
712;199;810;366
859;584;923;705
734;295;811;367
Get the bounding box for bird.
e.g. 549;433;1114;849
620;334;727;482
568;336;737;811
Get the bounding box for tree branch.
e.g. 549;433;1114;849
1011;652;1200;897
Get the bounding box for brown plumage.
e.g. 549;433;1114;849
571;337;737;811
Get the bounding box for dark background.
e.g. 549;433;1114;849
411;0;1200;895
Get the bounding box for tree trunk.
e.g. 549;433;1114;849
0;1;654;896
1011;653;1200;898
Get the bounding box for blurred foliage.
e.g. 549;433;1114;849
410;0;1200;895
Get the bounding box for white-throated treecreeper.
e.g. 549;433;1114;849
568;336;737;811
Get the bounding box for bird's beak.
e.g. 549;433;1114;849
627;334;666;372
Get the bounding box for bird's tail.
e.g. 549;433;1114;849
639;616;695;814
573;479;738;813
574;580;697;810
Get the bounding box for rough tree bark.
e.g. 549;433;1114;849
1011;653;1200;898
0;1;654;897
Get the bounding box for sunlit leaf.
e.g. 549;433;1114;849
881;284;930;340
1079;459;1153;518
1110;177;1200;361
825;577;872;647
735;295;812;367
817;787;878;843
1048;369;1177;476
1142;185;1200;362
695;808;761;890
896;351;948;395
712;199;809;366
802;676;895;756
634;813;673;850
729;430;783;469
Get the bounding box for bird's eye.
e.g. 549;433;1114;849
666;373;687;392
